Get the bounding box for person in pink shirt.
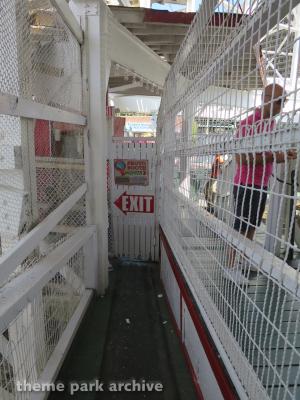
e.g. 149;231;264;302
228;84;297;282
233;84;296;239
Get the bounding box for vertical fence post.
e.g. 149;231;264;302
84;230;99;292
73;0;110;294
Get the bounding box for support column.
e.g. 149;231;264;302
72;0;111;294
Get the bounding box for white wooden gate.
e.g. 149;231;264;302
108;137;159;261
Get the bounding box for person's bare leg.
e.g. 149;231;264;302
246;227;255;241
228;230;246;268
228;246;236;268
228;228;255;268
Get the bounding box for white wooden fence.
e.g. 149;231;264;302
108;137;159;261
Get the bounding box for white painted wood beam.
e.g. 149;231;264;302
109;82;143;93
50;0;83;43
0;93;86;126
109;13;170;87
0;183;87;284
143;36;183;44
0;227;95;333
30;290;93;400
108;6;145;24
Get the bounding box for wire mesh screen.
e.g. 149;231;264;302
0;247;85;399
35;120;86;225
158;0;300;398
0;0;82;112
0;116;86;255
0;0;85;254
0;2;90;397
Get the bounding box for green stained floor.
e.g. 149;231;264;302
48;259;198;400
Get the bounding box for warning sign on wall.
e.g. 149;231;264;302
114;159;149;186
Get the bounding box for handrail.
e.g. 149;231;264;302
50;0;83;44
0;92;86;126
0;183;87;284
0;226;95;333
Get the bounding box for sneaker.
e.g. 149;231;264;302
223;267;249;285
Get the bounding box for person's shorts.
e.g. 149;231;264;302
233;184;267;232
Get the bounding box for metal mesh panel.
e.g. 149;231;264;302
0;228;76;290
0;117;86;255
0;0;85;255
0;114;33;254
34;120;86;225
159;0;300;398
0;0;82;112
0;247;85;399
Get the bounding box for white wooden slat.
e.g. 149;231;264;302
113;215;119;257
142;222;148;260
128;224;135;259
50;0;83;44
139;141;147;259
0;333;13;365
134;222;140;259
0;227;95;333
110;139;158;260
145;222;152;261
115;217;119;258
118;216;124;257
9;303;38;392
123;217;129;257
0;93;86;126
144;142;152;260
112;215;118;257
154;224;160;260
0;183;87;284
31;290;93;400
150;224;155;261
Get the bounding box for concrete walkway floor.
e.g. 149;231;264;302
49;259;198;400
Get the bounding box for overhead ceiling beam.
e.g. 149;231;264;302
150;45;181;51
124;22;190;28
123;23;148;29
131;26;187;35
109;82;143;93
156;50;178;55
109;6;145;24
109;12;170;87
49;0;83;43
143;36;183;44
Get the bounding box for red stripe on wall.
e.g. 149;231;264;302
160;227;238;400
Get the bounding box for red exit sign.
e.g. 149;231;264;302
114;192;154;215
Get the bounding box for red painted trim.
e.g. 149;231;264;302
143;10;245;27
160;227;238;400
180;294;183;333
162;282;205;400
144;9;195;24
209;12;245;27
